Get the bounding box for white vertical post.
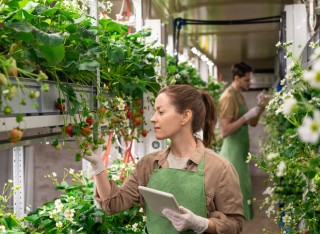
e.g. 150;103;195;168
139;19;167;156
13;146;24;217
284;4;309;67
135;0;142;31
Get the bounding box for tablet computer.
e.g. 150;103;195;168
138;186;180;216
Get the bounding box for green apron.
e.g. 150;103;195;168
219;87;254;220
145;156;207;234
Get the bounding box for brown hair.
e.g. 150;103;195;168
159;84;217;147
231;62;254;80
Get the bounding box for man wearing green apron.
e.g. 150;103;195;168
219;62;266;220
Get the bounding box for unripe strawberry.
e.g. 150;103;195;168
75;153;82;161
7;58;18;77
20;99;27;105
54;143;62;150
85;149;92;156
29;91;40;99
0;73;8;86
9;43;17;54
38;70;48;80
3;106;12;114
5;86;16;100
97;138;105;144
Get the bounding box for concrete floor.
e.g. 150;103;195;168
242;175;279;234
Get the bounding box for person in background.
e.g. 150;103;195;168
218;62;268;220
83;84;244;233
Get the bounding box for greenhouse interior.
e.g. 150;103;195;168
0;0;319;233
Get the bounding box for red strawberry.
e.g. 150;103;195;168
66;125;73;137
141;130;148;137
126;111;131;119
134;117;143;126
81;125;92;136
10;128;23;143
86;117;94;125
55;103;65;112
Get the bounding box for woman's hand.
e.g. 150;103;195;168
162;206;209;234
82;148;106;176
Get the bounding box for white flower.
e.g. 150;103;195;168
69;168;74;174
247;199;252;205
246;153;252;163
303;62;320;88
266;152;279;161
0;225;6;232
67;196;75;203
281;97;297;115
56;203;64;212
263;187;274;196
282;214;292;224
64;209;75;222
275;41;281;47
56;221;63;228
265;205;275;218
276;161;286;177
132;223;139;232
297;110;320;144
52;172;57;177
55;199;62;206
39;207;46;215
25;205;31;212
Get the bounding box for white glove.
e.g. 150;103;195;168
82;148;106;176
243;106;261;121
162;206;209;234
257;92;269;107
257;91;265;104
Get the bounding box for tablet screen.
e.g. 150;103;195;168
138;186;180;216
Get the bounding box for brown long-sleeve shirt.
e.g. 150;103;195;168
95;139;244;233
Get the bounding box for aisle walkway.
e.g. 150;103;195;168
242;176;279;234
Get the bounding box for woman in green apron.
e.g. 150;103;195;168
84;84;244;233
219;62;265;220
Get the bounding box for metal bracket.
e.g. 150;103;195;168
13;146;25;218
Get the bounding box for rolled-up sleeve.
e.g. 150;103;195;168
207;162;244;233
94;156;154;215
219;94;237;121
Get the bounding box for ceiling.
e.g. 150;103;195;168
148;0;298;80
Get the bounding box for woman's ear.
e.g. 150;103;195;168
181;109;192;126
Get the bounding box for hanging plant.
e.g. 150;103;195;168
252;41;320;233
0;0;166;158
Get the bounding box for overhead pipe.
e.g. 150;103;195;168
173;15;281;63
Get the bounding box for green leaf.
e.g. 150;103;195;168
107;47;125;65
106;21;126;34
6;21;33;32
34;28;64;46
39;45;65;66
24;214;40;222
65;24;77;33
56;181;69;190
156;48;165;57
79;59;100;71
15;32;35;41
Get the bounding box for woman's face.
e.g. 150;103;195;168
151;93;184;140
